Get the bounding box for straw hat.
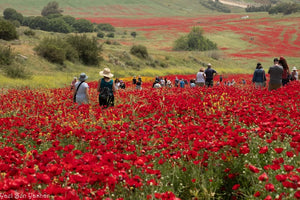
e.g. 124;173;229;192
292;66;297;71
99;68;113;78
79;73;88;81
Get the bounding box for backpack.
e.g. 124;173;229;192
99;87;110;100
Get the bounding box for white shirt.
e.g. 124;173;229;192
196;72;205;83
75;81;89;104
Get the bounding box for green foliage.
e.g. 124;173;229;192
97;32;105;38
48;18;72;33
0;19;18;41
23;29;35;36
106;32;115;38
0;45;14;66
62;15;76;26
45;13;63;19
97;23;115;32
73;19;94;33
22;16;35;26
245;4;271;12
3;8;23;24
41;1;63;17
3;63;31;79
34;37;77;65
29;16;50;31
66;34;102;65
268;2;300;15
173;27;218;51
130;44;149;59
199;0;231;13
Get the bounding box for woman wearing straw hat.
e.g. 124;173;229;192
97;67;116;108
291;66;298;81
73;73;89;105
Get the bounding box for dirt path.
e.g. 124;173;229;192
217;0;249;8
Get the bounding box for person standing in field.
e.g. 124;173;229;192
73;73;89;105
180;79;185;88
204;63;217;87
70;77;78;90
268;58;283;91
195;67;206;87
279;56;290;86
97;67;116;108
252;62;267;88
291;66;298;81
132;76;137;85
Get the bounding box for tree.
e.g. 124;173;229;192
62;15;76;26
73;19;94;33
29;16;50;31
97;23;115;32
3;8;23;24
130;45;148;59
0;19;18;41
48;18;72;33
41;1;63;17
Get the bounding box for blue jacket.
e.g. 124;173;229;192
252;69;266;83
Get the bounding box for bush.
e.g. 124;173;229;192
29;16;50;31
97;32;105;38
0;19;18;41
48;18;72;33
130;44;148;59
173;27;218;51
3;63;31;79
34;37;77;65
23;29;35;36
73;19;94;33
268;2;300;15
0;45;14;66
3;8;23;24
62;15;76;26
67;34;102;65
106;32;115;38
97;23;115;32
22;16;35;26
41;1;63;17
131;31;137;38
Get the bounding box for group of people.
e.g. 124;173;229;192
252;56;298;91
132;76;142;90
71;68;116;108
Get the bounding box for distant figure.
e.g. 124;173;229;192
291;67;298;81
196;67;206;87
190;79;196;88
204;63;217;87
120;80;126;89
73;73;89;105
70;77;78;90
138;75;142;83
180;79;185;88
252;62;266;89
174;77;179;87
132;76;137;85
219;75;223;83
268;58;283;91
279;56;290;86
153;80;161;88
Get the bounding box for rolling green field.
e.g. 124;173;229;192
0;0;299;88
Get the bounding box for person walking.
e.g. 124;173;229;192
73;73;89;105
279;56;290;86
252;62;267;88
268;58;283;91
97;67;116;108
204;63;217;87
70;77;78;90
195;67;206;87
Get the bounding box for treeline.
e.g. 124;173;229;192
246;2;300;15
2;1;116;34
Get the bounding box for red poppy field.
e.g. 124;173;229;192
0;74;299;199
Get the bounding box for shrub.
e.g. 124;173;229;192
173;27;218;51
106;32;115;38
268;2;300;15
23;29;35;36
97;32;105;38
67;34;102;65
48;18;72;33
0;45;14;66
131;31;137;38
0;19;18;41
22;16;35;26
3;8;23;24
3;63;31;79
29;16;50;31
130;44;148;59
62;15;76;26
41;1;63;17
73;19;94;33
34;37;76;65
97;23;115;32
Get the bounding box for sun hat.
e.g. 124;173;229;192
79;73;88;81
99;67;114;78
292;66;297;71
207;63;212;66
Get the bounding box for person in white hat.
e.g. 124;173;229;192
73;73;89;105
291;66;298;81
97;67;116;108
